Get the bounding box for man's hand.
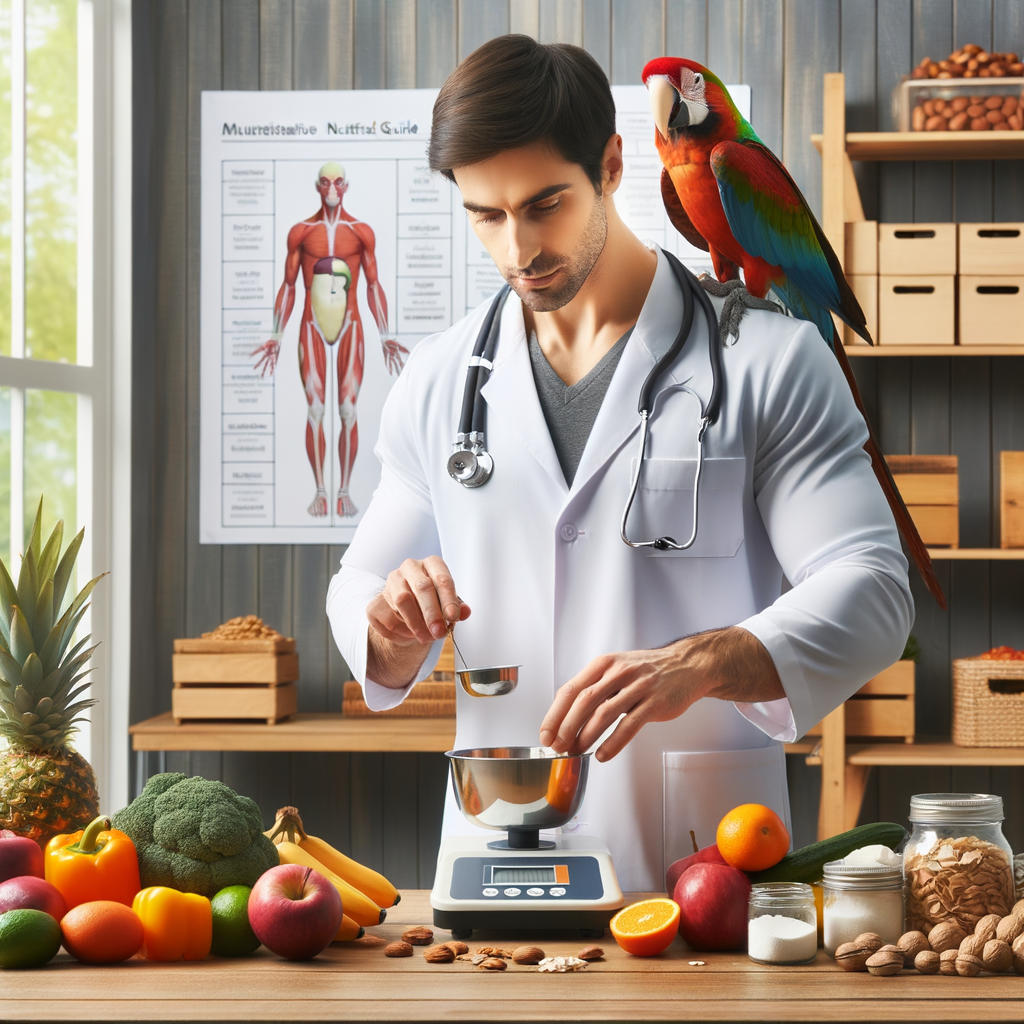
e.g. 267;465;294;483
381;335;409;376
251;336;282;377
366;556;470;688
538;627;784;762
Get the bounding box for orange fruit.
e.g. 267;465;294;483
609;898;680;956
60;900;144;964
715;803;790;872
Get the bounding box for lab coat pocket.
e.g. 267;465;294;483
629;456;746;557
662;745;791;885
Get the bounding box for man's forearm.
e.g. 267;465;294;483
676;626;785;704
366;627;432;689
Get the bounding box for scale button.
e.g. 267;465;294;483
503;887;522;897
527;887;545;896
549;887;566;897
482;887;498;897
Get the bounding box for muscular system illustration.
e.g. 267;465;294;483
252;162;408;518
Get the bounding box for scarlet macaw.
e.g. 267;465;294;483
641;56;944;608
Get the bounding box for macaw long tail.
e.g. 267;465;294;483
832;341;947;610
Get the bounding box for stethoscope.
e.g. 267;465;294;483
446;251;723;551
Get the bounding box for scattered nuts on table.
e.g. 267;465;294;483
914;950;940;974
897;931;930;959
853;932;884;953
975;913;1001;943
478;957;507;971
511;945;546;965
997;913;1024;944
383;941;414;958
423;945;456;964
983;938;1013;973
959;934;986;959
577;946;605;961
538;957;589;973
402;926;434;945
865;949;904;976
927;920;967;953
834;940;873;972
939;949;960;975
444;941;469;956
476;946;513;959
955;952;984;977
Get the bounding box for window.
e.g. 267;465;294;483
0;0;132;810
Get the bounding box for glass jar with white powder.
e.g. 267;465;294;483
747;883;818;965
822;848;905;955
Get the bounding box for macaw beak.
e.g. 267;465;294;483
647;75;677;141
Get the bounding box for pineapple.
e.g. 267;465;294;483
0;499;105;845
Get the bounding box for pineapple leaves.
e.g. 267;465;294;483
52;528;84;618
37;518;64;587
32;580;54;653
16;547;36;634
13;685;34;713
0;648;22;688
0;557;18;645
26;496;43;563
10;606;35;663
39;574;104;672
20;652;43;691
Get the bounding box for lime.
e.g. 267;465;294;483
0;909;62;969
211;885;260;956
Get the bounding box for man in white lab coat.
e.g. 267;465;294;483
327;35;913;891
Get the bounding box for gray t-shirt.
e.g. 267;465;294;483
528;327;634;486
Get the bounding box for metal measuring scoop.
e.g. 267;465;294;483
447;623;519;697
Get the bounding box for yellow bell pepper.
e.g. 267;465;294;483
132;886;212;961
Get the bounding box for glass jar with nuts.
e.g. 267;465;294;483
904;793;1015;936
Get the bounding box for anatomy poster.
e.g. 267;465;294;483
200;86;750;544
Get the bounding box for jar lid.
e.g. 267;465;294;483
909;792;1004;824
822;860;904;890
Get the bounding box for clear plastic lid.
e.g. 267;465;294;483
822;860;904;891
909;792;1004;824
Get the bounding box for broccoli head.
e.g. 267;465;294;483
113;773;279;897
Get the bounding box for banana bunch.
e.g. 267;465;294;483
265;806;400;940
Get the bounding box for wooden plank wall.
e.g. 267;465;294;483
131;0;1024;885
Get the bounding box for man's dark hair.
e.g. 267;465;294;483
428;35;615;191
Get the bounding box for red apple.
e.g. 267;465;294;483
247;864;342;960
665;843;727;895
0;829;44;883
0;875;67;922
672;862;751;951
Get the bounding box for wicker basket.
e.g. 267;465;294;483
953;658;1024;746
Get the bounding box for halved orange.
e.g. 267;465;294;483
609;898;680;957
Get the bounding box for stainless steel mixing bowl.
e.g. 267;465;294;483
446;746;590;848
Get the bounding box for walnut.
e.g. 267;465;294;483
959;934;986;959
866;949;903;976
444;940;469;956
997;913;1024;944
477;956;507;970
383;940;414;957
402;926;434;945
928;920;967;953
975;913;1001;943
897;931;930;959
853;932;884;952
914;950;940;974
983;938;1013;973
577;945;605;961
955;952;984;977
511;945;545;965
834;941;873;972
423;944;456;963
939;948;960;975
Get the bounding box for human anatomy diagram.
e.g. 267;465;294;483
251;162;408;518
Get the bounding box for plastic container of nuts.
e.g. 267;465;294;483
903;793;1015;935
892;77;1024;131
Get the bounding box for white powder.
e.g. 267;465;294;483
842;845;902;868
748;914;817;964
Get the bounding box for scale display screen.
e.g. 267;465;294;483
490;866;559;884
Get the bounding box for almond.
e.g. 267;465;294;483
577;945;605;961
423;944;456;963
402;926;434;945
478;956;507;970
511;945;545;965
384;940;414;958
444;940;469;956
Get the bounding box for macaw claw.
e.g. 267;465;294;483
697;275;783;346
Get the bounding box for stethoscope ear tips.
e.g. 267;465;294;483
447;446;494;488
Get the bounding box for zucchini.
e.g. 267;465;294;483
748;822;907;884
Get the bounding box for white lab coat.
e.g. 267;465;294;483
327;247;913;891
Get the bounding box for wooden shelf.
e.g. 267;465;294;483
846;345;1024;356
812;130;1024;161
129;711;456;752
926;548;1024;559
846;737;1024;767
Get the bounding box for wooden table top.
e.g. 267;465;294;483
5;891;1024;1021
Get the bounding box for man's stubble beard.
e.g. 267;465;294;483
506;193;608;313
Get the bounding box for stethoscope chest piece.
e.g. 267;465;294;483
447;432;493;487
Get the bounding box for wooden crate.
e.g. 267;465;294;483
878;223;957;275
806;660;915;743
841;274;877;347
887;454;959;547
845;220;878;275
172;652;298;685
959;276;1024;345
342;679;456;719
1001;451;1024;549
172;683;298;725
958;223;1024;275
878;276;955;345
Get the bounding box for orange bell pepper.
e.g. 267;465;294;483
132;886;212;961
45;815;141;911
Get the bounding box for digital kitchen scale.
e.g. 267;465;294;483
430;746;625;938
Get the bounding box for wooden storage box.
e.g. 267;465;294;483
953;658;1024;747
845;221;878;275
878;223;956;275
958;223;1024;275
958;276;1024;345
878;276;955;346
841;274;877;347
887;454;959;547
1001;451;1024;549
806;660;915;742
172;683;298;725
342;680;456;718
